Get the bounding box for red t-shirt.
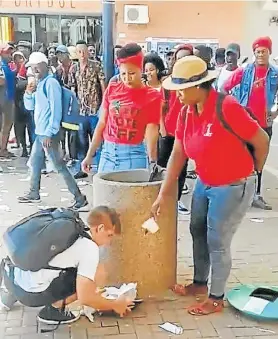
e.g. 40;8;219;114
164;91;183;136
175;89;259;186
223;65;268;128
102;81;161;145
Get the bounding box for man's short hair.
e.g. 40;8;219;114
76;40;87;47
117;43;142;59
87;206;121;234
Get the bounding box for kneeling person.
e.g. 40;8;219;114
1;206;133;324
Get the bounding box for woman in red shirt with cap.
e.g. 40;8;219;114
152;56;269;315
82;43;161;173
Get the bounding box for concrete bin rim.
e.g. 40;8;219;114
93;169;163;187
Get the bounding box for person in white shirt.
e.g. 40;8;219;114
216;43;240;92
1;206;134;325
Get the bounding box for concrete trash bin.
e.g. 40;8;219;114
93;169;177;298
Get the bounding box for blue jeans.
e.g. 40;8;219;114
75;115;100;173
190;176;255;297
29;135;82;201
98;141;148;174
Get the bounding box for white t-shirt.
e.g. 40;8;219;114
11;238;99;293
217;66;237;92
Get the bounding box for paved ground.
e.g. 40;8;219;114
0;154;278;338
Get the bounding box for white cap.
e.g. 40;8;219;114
26;52;48;67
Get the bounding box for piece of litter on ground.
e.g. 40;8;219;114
60;188;69;192
7;166;16;170
9;172;20;175
38;205;51;210
19;176;31;182
0;190;8;193
159;322;183;335
0;205;11;212
40;187;46;190
61;197;69;202
77;181;88;187
0;167;3;173
40;192;49;197
250;218;264;223
259;328;276;334
0;158;12;162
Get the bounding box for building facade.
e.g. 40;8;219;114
0;1;278;58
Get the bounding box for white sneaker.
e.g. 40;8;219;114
178;201;190;215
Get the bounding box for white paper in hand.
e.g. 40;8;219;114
142;217;159;234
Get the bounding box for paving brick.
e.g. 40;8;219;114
22;311;37;326
176;309;198;330
21;334;53;339
87;326;119;336
53;327;71;339
2;336;20;339
0;320;21;328
6;309;23;321
5;325;37;335
117;319;134;334
103;335;137;339
196;318;218;337
70;328;87;339
216;328;237;339
101;318;118;327
232;327;273;336
160;310;178;323
134;324;153;339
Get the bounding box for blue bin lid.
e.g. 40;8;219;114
227;284;278;320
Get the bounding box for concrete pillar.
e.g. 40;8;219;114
93;169;177;298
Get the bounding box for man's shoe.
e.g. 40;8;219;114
37;305;80;325
18;193;41;203
252;195;272;210
71;196;89;212
74;171;88;179
178;201;190;215
21;149;28;158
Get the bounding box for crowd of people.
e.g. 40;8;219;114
0;35;276;325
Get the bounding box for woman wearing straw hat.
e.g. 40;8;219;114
152;56;269;315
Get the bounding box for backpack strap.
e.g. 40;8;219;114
216;93;245;143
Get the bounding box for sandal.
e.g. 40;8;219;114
188;298;224;316
171;283;208;298
186;171;197;180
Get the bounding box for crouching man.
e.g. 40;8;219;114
0;206;133;325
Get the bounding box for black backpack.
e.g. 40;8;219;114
216;93;256;159
3;208;91;272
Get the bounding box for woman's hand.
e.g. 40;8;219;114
151;194;167;221
81;156;92;173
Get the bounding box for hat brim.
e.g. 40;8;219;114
162;70;218;91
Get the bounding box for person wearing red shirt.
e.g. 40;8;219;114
152;56;269;316
158;44;194;215
82;43;161;173
223;36;278;210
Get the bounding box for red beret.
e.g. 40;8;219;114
174;44;194;60
252;36;272;54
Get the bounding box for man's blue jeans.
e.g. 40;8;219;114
190;175;255;297
29;135;82;201
75;115;100;173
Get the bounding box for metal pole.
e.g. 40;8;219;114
102;0;115;82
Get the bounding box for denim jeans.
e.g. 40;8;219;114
29;135;82;201
190;175;255;297
98;141;148;174
158;136;188;200
75;115;100;173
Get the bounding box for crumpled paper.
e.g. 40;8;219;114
80;283;137;323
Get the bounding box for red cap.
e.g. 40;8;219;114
0;43;13;56
252;36;272;54
174;44;194;60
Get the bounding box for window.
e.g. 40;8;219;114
61;17;86;46
35;15;59;45
12;15;32;43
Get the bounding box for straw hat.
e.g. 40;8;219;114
163;55;218;91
